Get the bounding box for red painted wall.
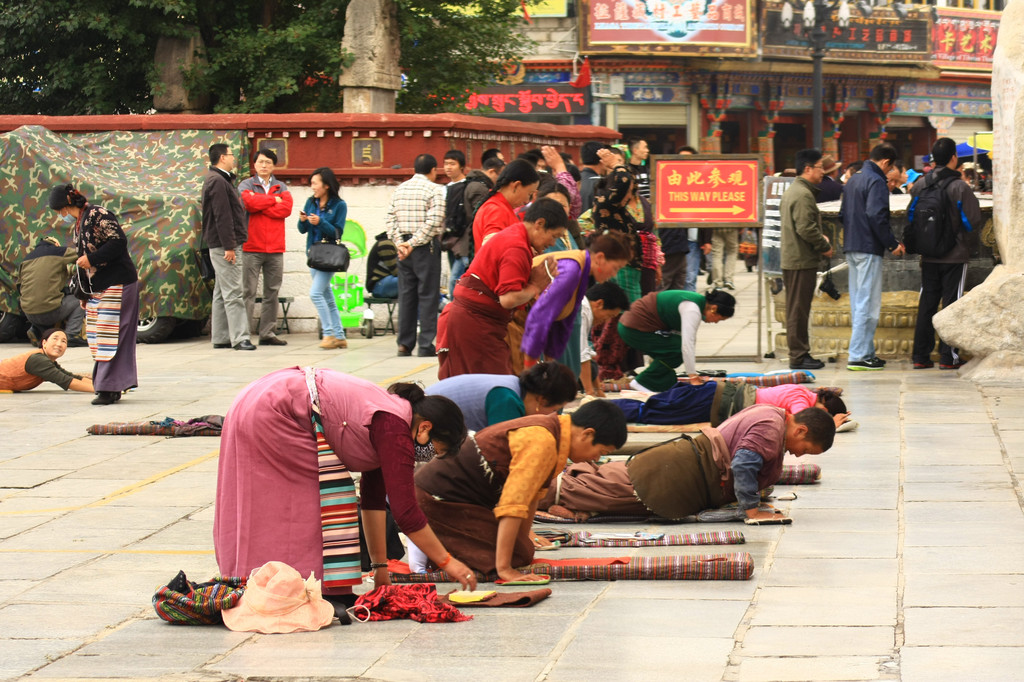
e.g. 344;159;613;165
0;113;619;185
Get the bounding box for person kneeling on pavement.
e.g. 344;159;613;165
413;400;627;583
541;404;835;523
17;237;87;346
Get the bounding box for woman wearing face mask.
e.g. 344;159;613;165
472;159;541;254
215;368;478;612
0;328;94;393
48;183;138;405
298;167;348;350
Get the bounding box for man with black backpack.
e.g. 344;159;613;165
907;137;983;370
440;150;470;294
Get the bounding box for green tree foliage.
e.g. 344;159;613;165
0;0;534;115
0;0;165;114
395;0;535;114
184;1;351;113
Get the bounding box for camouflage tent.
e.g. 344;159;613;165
0;125;249;321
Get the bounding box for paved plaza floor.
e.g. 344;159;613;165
2;269;1024;681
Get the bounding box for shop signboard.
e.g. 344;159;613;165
579;0;756;56
760;0;929;62
464;84;590;116
651;155;762;228
931;7;999;71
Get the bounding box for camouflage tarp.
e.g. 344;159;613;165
0;125;249;321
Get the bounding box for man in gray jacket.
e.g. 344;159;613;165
201;143;254;351
909;137;983;370
780;149;833;370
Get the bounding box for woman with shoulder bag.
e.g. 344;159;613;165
298;167;348;349
48;183;138;405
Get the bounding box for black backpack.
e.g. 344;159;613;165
440;181;469;251
905;173;958;258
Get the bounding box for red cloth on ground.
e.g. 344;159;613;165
354;584;471;623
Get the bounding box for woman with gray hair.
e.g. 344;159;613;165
48;183;138;405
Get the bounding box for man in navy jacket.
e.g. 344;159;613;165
838;143;905;371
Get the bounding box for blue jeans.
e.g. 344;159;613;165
448;255;468;295
372;275;398;299
684;240;701;291
310;268;344;339
846;252;882;362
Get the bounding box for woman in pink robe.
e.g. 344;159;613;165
215;368;478;604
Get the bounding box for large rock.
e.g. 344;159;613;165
153;31;209;114
339;0;401;113
932;0;1024;383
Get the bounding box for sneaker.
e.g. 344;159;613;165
847;357;885;371
940;361;966;370
913;360;934;369
870;356;887;366
723;281;736;291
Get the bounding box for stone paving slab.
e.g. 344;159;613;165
900;646;1024;682
3;268;1024;680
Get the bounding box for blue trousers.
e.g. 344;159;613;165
846;252;882;362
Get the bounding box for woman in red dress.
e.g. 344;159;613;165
437;199;567;379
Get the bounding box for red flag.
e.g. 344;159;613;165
521;0;532;23
570;58;591;89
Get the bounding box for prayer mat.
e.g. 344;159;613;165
533;510;683;524
87;415;224;437
777;463;822;485
537;530;745;547
627;422;707;433
696;502;785;523
440;588;551;608
390;553;753;582
525;553;753;581
715;371;815;386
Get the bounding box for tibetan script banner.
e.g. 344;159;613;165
760;0;929;62
580;0;755;56
465;84;590;116
651;155;762;228
932;8;999;71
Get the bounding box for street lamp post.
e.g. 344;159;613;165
810;0;828;150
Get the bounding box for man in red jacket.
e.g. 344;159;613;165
239;149;293;346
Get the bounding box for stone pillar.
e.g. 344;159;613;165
756;79;783;173
152;30;209;113
698;75;731;155
867;82;898;145
339;0;402;114
927;116;955;137
933;0;1024;382
824;82;850;158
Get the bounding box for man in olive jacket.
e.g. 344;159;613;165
780;149;833;370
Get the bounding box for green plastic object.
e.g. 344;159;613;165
330;273;364;313
341;220;367;258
